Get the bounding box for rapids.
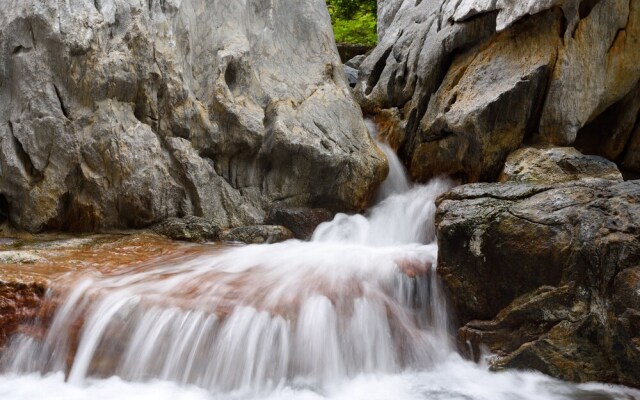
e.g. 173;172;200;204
0;124;638;400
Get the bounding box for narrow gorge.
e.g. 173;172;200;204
0;0;639;399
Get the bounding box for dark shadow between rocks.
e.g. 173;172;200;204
0;194;9;225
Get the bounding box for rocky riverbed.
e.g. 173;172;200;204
353;0;640;387
0;232;223;350
0;0;639;395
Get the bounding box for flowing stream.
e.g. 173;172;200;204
0;123;638;400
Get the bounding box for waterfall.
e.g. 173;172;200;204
0;122;455;394
1;121;638;400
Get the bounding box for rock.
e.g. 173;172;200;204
0;196;8;225
459;285;581;357
436;179;640;386
344;65;359;88
0;232;218;353
219;225;294;244
0;251;48;264
0;0;386;233
575;80;640;164
336;43;373;63
613;268;640;314
345;55;366;70
493;315;620;384
437;178;640;324
152;216;219;243
356;0;640;182
409;11;558;182
537;0;640;145
499;147;623;184
376;0;403;41
369;109;406;152
266;206;333;240
622;123;640;174
0;281;46;352
30;237;98;250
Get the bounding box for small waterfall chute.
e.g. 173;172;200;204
1;122;455;394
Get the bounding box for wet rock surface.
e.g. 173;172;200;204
266;206;333;240
0;281;46;352
0;0;386;233
219;225;294;244
0;233;222;352
152;216;219;243
357;0;640;181
0;251;49;265
436;179;640;386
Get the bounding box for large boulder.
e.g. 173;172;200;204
265;205;333;240
436;179;640;386
499;147;623;184
0;0;386;232
356;0;640;182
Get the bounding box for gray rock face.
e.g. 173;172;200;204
345;55;366;70
377;0;404;41
436;179;640;386
219;225;294;244
499;147;623;184
358;0;640;182
0;0;387;232
344;65;359;88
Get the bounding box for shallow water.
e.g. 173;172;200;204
0;128;638;399
1;358;638;400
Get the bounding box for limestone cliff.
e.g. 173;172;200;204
0;0;387;232
358;0;640;181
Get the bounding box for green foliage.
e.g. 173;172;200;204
331;12;378;46
326;0;376;20
326;0;377;46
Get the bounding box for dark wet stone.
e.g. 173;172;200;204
219;225;294;244
152;216;219;243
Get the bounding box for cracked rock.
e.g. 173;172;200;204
436;179;640;386
358;0;640;182
0;0;386;233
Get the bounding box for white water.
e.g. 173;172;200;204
0;123;638;400
2;359;639;400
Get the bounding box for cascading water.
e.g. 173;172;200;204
0;141;453;394
0;122;638;400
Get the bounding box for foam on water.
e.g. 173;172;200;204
1;358;638;400
0;120;638;399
